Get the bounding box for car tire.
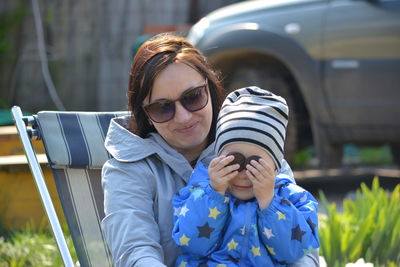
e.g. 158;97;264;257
390;144;400;167
224;65;298;165
311;122;342;168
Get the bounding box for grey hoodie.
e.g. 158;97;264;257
101;116;216;266
101;116;319;267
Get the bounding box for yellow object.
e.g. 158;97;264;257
0;126;63;230
179;234;190;246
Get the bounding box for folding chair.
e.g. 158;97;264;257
11;106;128;267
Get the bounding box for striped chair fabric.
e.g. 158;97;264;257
36;111;129;267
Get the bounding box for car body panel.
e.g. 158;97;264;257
322;0;400;141
188;0;400;145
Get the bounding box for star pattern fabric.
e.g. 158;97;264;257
307;217;317;236
267;245;276;255
276;211;286;220
251;246;261;257
179;234;190;246
197;222;215;239
240;226;246;235
263;227;275;239
291;225;306;242
172;162;320;267
180;205;189;216
174;207;181;216
251;224;258;236
280;198;291;206
193;188;205;200
227;238;238;251
208;207;221;219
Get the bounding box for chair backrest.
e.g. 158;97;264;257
36;111;129;267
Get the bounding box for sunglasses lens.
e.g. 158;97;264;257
143;81;208;123
181;85;208;112
144;100;174;123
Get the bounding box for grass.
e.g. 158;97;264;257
0;220;78;267
318;177;400;266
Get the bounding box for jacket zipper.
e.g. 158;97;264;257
239;203;251;267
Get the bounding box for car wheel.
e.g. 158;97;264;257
390;144;400;167
311;122;342;168
224;65;298;165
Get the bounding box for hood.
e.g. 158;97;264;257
105;116;158;162
104;116;216;175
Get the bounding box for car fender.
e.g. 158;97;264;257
196;24;332;123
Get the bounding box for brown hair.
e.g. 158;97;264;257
128;33;225;143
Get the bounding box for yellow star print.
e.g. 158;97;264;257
178;260;188;267
251;245;261;257
267;246;276;255
179;234;190;246
216;265;227;267
227;238;238;251
276;211;286;220
208;207;221;219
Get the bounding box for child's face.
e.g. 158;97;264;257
220;143;276;201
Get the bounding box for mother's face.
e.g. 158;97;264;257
143;62;213;155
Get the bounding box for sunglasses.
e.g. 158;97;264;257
143;79;209;123
226;152;261;172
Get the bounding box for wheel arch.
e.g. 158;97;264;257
196;26;331;124
213;50;313;148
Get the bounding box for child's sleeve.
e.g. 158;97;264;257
172;162;229;256
257;177;320;264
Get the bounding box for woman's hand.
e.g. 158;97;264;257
208;155;239;195
246;158;276;210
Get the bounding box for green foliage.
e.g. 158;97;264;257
359;145;393;165
292;146;315;168
0;221;78;267
0;5;27;63
319;177;400;266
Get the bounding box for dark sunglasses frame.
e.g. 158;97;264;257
143;78;209;123
226;152;261;172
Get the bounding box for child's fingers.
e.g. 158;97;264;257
248;158;275;178
221;170;239;182
209;155;235;170
246;163;263;183
246;169;259;185
208;156;224;168
258;158;276;176
215;163;240;178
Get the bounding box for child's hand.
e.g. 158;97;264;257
208;155;239;195
246;158;276;210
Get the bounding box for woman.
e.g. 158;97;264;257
101;33;319;267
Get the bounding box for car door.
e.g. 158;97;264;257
322;0;400;141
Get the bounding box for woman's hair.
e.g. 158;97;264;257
128;33;225;143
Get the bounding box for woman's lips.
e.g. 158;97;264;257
176;122;198;134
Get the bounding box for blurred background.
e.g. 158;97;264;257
0;0;244;112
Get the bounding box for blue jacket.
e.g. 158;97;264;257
172;162;319;267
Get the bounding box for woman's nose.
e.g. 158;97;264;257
174;102;192;122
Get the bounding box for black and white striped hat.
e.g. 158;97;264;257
215;87;288;170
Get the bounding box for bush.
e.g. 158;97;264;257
0;221;77;267
319;177;400;266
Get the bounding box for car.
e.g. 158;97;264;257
187;0;400;167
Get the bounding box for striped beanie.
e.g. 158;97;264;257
215;87;288;170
